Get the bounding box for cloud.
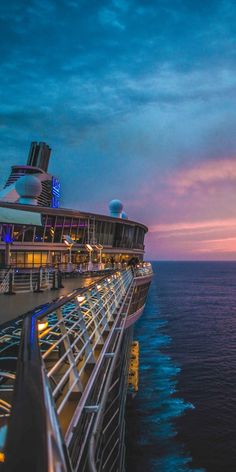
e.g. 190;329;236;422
169;158;236;194
99;7;126;30
195;236;236;254
2;0;236;259
150;218;236;235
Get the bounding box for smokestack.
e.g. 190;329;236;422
27;141;51;172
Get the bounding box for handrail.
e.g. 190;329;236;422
3;315;70;472
0;267;12;294
88;283;135;472
0;267;60;294
25;271;110;323
0;265;154;471
1;269;133;471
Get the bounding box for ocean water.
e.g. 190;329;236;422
126;262;236;472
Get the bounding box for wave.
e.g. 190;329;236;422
126;299;205;472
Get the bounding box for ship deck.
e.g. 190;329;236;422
0;264;153;471
0;274;103;325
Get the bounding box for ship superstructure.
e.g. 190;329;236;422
0;143;152;471
1;141;60;208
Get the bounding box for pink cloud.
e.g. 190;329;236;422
169;158;236;194
150;218;236;235
123;156;236;260
195;236;236;254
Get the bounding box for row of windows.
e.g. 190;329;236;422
4;251;142;268
0;215;146;250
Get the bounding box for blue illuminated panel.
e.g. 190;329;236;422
52;177;60;208
2;226;13;243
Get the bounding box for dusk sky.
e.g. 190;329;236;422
1;0;236;260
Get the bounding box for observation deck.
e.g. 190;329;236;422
0;264;152;471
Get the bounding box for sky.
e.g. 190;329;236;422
1;0;236;260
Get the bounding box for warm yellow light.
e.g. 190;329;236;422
38;321;48;332
0;452;5;463
77;295;85;303
85;244;93;251
96;284;101;289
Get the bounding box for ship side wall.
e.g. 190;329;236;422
125;274;152;328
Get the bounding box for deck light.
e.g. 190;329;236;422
94;244;103;269
63;235;74;267
38;320;48;332
85;243;93;252
77;295;85;303
85;244;93;270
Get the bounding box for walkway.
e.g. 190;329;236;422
0;275;100;325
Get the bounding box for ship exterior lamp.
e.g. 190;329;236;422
63;235;74;269
85;243;93;271
94;244;103;270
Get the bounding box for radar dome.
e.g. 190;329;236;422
109;199;123;218
121;211;128;219
15;175;42;205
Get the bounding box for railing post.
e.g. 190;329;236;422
75;300;96;364
87;293;105;347
34;267;43;292
56;308;83;392
4;270;15;295
3;315;71;472
30;269;33;292
51;270;58;290
57;269;64;289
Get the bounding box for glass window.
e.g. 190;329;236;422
26;253;34;267
62;218;72;239
54;216;64;243
33;252;42;266
23;227;35;242
77;219;88;244
44;216;56;242
13;225;24;242
34;225;44;242
41;253;48;265
71;218;79;241
17;253;25;267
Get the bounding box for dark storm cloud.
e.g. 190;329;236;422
1;0;236;258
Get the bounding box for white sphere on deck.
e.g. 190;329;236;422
109;199;123;217
15;174;42;205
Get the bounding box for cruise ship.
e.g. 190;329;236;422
0;143;152;471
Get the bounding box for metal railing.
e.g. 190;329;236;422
0;268;62;294
58;262;128;273
0;268;134;471
134;262;153;278
3;315;71;472
87;284;135;472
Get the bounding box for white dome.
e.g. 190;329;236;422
15;175;42;198
109;199;123;213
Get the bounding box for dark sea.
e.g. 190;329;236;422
126;262;236;472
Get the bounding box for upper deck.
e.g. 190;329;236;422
0;200;148;268
0;142;148;268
